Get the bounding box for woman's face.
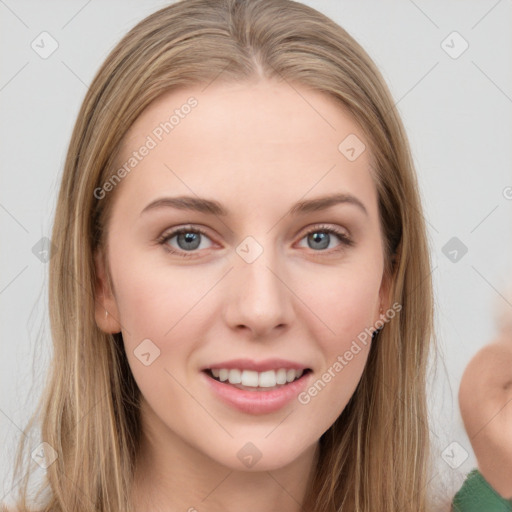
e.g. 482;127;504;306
95;79;390;471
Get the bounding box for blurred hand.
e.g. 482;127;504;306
459;335;512;499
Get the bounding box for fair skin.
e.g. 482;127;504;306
459;330;512;499
94;79;391;512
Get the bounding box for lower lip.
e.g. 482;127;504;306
202;371;312;415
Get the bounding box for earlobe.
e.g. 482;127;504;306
93;249;122;334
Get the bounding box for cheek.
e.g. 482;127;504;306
292;254;382;409
110;253;224;398
112;264;205;410
112;254;210;342
296;259;382;343
296;274;379;429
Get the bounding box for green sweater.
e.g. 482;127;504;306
452;469;512;511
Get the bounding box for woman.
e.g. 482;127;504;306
2;0;489;510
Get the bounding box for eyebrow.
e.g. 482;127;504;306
140;193;368;217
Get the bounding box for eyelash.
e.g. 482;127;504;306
156;224;354;259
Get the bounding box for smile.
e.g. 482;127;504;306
201;361;313;414
206;368;308;390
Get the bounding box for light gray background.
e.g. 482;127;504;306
1;0;511;504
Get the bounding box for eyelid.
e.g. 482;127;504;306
156;225;216;258
157;223;354;258
298;223;351;240
296;223;354;250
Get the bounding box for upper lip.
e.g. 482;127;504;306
202;358;310;372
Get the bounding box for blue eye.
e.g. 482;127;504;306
158;227;213;258
157;224;353;258
298;225;354;252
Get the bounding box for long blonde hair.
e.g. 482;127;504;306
5;0;439;510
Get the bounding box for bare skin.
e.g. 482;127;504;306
94;79;391;512
459;332;512;499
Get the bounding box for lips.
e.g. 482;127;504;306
202;358;311;390
202;365;312;414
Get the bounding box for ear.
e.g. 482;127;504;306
379;268;393;311
375;266;394;326
93;248;122;334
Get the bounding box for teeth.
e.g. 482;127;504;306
258;370;276;387
276;368;287;385
209;368;305;387
228;369;242;384
241;370;259;387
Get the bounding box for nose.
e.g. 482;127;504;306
223;246;294;340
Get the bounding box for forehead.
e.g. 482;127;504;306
110;79;377;219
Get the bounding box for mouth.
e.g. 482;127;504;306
203;367;312;392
